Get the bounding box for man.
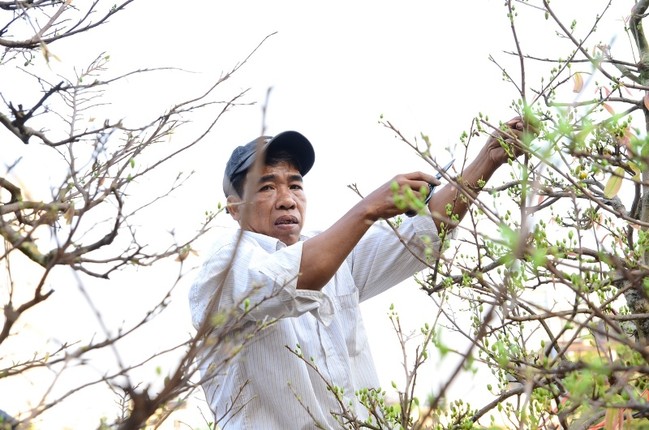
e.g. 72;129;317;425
189;119;528;429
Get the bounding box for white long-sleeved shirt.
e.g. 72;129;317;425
189;215;440;429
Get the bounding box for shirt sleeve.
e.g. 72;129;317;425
348;214;443;302
189;231;334;329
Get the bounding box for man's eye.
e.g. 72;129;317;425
259;185;273;192
290;184;303;190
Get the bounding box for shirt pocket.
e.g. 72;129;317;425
335;290;367;357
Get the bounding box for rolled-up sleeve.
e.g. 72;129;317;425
189;230;334;329
349;215;443;302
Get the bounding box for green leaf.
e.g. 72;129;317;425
603;167;624;198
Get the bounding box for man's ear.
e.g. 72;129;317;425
226;195;242;221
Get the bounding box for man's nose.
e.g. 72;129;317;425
276;187;296;209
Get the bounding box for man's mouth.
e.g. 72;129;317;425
275;215;298;225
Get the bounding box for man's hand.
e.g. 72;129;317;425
483;116;534;165
427;115;538;232
361;172;441;221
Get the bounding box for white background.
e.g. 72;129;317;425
1;0;619;428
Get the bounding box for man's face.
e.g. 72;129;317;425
228;161;306;246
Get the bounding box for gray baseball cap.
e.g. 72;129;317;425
222;131;315;197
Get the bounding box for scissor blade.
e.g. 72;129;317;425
435;159;455;179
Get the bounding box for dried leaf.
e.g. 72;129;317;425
603;103;615;115
602;407;622;430
644;92;649;111
40;41;60;64
572;72;584;93
176;246;198;262
603;167;625;198
63;204;75;225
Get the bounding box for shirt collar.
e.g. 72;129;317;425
238;229;308;252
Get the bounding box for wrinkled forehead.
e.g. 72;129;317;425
253;161;304;182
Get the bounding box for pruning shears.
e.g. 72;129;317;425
405;159;454;217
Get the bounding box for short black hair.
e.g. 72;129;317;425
230;149;303;198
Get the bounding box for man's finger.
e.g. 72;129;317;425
402;171;441;186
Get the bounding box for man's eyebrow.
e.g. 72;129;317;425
258;174;275;183
258;173;304;183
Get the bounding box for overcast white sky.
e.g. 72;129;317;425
2;0;623;428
